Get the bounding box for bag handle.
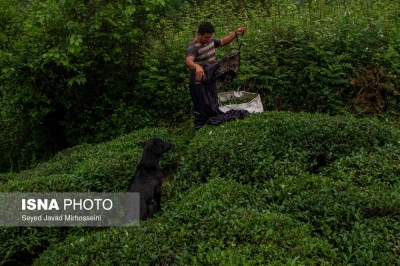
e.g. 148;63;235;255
235;28;245;51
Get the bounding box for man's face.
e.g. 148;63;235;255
197;33;213;44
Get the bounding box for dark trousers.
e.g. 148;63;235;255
189;84;209;129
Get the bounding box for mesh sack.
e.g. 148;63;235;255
217;51;240;81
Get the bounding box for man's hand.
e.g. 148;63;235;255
235;26;246;36
220;26;246;46
186;56;204;81
195;65;205;82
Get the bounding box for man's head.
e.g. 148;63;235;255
196;22;215;44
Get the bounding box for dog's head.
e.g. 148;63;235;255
144;138;173;156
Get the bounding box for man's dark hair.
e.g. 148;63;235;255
198;22;215;35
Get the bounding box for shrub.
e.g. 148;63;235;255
0;0;188;173
0;128;171;193
260;171;400;264
34;178;337;265
180;111;399;185
174;113;400;264
13;112;400;265
0;127;174;265
322;143;400;188
0;227;90;266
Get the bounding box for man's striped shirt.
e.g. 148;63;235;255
187;38;221;84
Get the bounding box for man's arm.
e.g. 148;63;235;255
220;26;246;47
186;55;205;81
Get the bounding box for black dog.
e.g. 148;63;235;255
129;138;173;221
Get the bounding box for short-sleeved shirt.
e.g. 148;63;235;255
186;38;221;85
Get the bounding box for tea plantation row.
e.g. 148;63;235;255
0;112;399;265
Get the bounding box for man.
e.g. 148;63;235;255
186;22;246;130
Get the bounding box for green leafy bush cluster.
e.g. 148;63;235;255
1;0;400;263
34;178;337;265
0;0;190;172
160;0;400;115
0;127;174;265
2;0;400;172
0;128;171;193
30;112;400;265
323;144;400;188
259;171;400;264
32;175;400;265
180;111;399;185
233;0;400;114
173;111;399;264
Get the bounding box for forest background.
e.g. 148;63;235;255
1;0;400;172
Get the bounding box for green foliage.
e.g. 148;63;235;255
0;227;91;266
2;0;400;171
322;143;400;188
0;127;171;192
261;172;400;264
180;111;399;185
34;146;400;265
1;1;400;263
170;111;400;264
0;127;174;265
235;0;400;113
2;112;400;265
0;0;183;172
34;178;337;265
256;142;400;264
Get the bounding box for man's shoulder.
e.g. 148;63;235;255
186;41;198;51
186;40;198;50
186;41;198;57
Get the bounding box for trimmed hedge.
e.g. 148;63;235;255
0;127;172;193
34;178;337;265
0;127;174;265
179;111;400;185
261;171;400;264
322;143;400;188
169;111;400;264
34;171;400;265
3;112;400;265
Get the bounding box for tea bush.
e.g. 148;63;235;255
0;127;171;193
322;144;400;188
35;156;400;265
173;111;400;264
7;113;400;265
0;227;91;266
260;171;400;264
180;111;399;185
34;178;337;265
0;127;174;265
